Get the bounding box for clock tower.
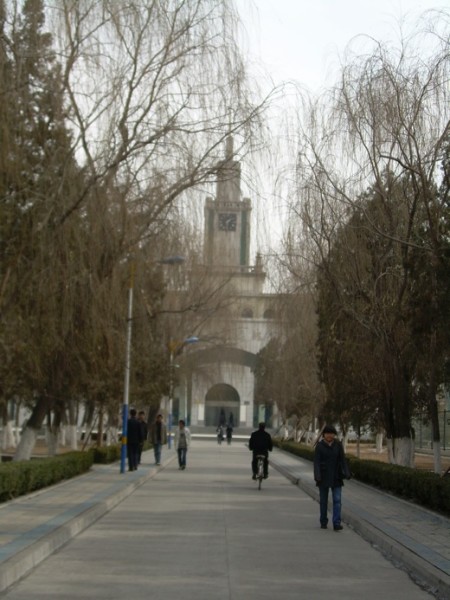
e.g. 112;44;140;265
204;137;251;268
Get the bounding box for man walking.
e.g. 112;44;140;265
313;425;351;531
150;414;167;466
127;409;143;472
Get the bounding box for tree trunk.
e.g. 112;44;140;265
375;432;384;453
13;427;38;461
67;424;78;450
387;436;414;467
13;396;50;460
1;422;16;450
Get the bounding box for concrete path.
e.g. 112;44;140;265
0;440;448;599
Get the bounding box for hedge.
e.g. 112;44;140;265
0;441;154;503
274;439;450;516
0;450;94;503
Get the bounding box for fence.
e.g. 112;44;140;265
413;410;450;450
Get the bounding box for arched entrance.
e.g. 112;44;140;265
205;384;240;427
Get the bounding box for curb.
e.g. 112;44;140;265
0;456;176;594
271;457;450;600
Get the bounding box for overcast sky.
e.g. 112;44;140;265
231;0;447;260
235;0;446;93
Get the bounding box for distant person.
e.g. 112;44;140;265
127;408;143;472
216;424;224;444
174;419;191;470
137;411;148;465
228;412;234;427
313;425;351;531
150;414;167;466
226;424;233;445
248;422;273;479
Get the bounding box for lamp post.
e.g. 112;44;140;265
120;256;185;474
120;262;135;474
167;336;199;449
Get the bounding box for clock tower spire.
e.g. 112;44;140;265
204;137;251;268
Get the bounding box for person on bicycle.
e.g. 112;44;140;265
249;422;273;480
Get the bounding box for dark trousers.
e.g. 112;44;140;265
127;443;140;471
252;451;268;476
319;486;342;527
177;447;187;467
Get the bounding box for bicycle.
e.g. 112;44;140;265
255;454;265;490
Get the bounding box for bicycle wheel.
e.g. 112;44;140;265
257;457;264;490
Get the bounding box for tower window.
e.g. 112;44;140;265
241;308;253;318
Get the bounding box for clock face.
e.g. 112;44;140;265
218;212;237;231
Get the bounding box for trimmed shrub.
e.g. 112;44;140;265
0;451;94;503
274;439;450;516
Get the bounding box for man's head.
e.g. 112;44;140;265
138;411;145;421
179;419;185;428
130;408;137;418
156;414;163;422
258;422;266;431
322;425;337;443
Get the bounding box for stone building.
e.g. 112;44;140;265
172;138;281;429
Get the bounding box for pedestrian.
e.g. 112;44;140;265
137;410;148;465
216;424;224;444
226;424;233;445
313;425;351;531
150;414;167;466
248;422;273;479
174;419;191;470
127;408;143;472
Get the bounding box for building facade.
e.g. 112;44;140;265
173;138;281;429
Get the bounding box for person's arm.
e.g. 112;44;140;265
313;445;322;482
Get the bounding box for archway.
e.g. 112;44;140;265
205;384;240;427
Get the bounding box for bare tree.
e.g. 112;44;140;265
0;0;273;459
286;10;450;468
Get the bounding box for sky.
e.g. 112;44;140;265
235;0;446;93
232;0;448;261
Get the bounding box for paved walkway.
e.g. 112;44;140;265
0;440;448;599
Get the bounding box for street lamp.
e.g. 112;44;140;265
120;256;185;474
167;336;199;449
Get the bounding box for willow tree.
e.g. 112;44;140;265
289;10;449;468
1;0;271;459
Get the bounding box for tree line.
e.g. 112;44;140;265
0;0;269;460
255;9;450;472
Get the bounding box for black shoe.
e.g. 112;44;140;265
252;474;256;480
320;524;328;529
333;525;343;531
263;474;268;479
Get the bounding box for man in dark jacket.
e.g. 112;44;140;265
150;414;167;466
249;422;273;479
314;425;351;531
127;408;143;471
